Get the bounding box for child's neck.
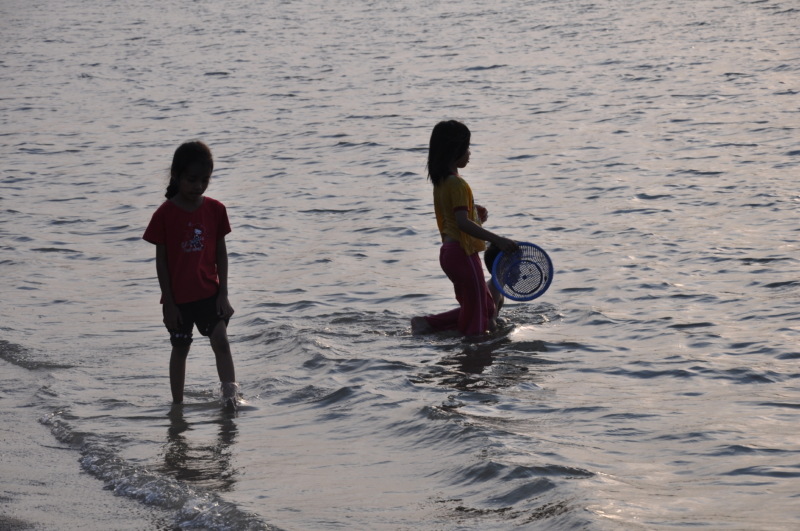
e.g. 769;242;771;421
171;194;204;212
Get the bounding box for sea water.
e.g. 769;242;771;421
1;0;800;529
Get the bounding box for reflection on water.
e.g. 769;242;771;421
428;327;527;390
447;350;496;377
161;406;239;492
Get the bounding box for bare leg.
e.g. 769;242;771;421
488;281;504;317
411;316;434;335
169;345;191;404
209;321;236;384
487;281;505;333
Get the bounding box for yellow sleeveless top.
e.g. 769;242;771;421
432;174;486;256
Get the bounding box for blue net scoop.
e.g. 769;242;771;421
491;242;553;301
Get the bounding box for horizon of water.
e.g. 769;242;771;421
2;0;800;529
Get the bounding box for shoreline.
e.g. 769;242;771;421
0;359;172;531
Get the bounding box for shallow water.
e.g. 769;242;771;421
2;0;800;529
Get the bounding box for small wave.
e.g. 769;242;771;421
635;193;674;200
603;368;696;379
41;413;280;531
713;444;794;456
724;465;800;478
211;108;252;115
353;226;417;235
739;257;794;265
253;300;327;311
307;386;356;406
44;196;87;201
50;218;93;225
449;460;592;487
763;280;800;289
486;478;556;506
611;207;669;214
676;169;725;176
332;141;380;149
506;340;548;353
465;64;507;71
31;247;81;253
344;114;400;120
299;208;370;214
757;402;800;410
275;384;335;405
0;339;73;370
668;322;715;329
504;464;593;480
653;431;712;442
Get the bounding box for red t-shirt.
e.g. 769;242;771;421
143;197;232;304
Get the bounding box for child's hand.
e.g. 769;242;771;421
217;296;235;320
163;303;183;331
495;237;519;255
476;204;488;223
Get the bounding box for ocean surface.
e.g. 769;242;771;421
2;0;800;529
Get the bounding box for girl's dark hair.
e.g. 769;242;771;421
426;120;470;187
165;141;214;199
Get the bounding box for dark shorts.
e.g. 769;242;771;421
165;292;229;347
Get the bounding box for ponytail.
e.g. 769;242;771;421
165;178;180;200
166;141;214;199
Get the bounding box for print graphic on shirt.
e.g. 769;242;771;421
181;222;206;253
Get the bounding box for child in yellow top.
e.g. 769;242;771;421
411;121;518;336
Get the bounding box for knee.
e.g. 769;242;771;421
209;321;230;348
170;345;190;361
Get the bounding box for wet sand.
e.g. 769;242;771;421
0;359;170;530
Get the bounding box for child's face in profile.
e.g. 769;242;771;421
453;146;471;169
177;162;212;202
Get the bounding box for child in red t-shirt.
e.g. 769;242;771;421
143;141;239;410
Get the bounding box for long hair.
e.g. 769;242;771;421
165;141;214;199
426;120;470;187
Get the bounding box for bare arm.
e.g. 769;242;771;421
454;210;519;254
156;244;182;329
215;238;234;319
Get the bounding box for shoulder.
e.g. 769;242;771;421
155;200;174;212
202;197;228;213
445;174;467;185
203;197;232;235
442;175;469;193
143;201;174;243
149;200;174;220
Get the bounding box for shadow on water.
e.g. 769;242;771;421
160;405;239;492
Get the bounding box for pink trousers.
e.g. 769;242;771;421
424;242;495;336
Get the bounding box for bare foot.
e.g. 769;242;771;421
411;316;433;335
